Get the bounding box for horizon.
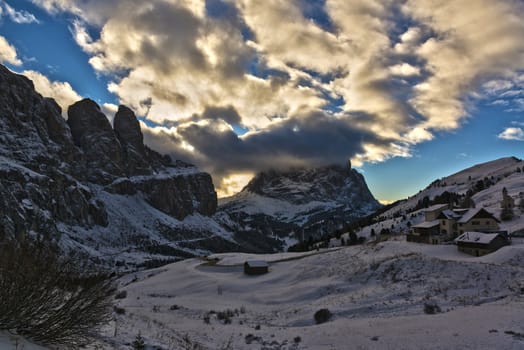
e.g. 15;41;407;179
0;0;523;202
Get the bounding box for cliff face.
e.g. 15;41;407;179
0;65;224;264
217;165;381;246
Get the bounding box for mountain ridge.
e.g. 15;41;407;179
217;164;382;246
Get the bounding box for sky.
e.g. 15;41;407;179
0;0;523;203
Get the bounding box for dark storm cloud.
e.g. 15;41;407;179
142;110;391;189
201;105;242;125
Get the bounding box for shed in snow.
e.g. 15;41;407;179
455;231;509;256
244;260;269;275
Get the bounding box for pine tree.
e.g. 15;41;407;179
132;333;145;350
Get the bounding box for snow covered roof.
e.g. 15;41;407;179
245;260;269;267
424;204;448;212
455;232;501;244
438;209;462;220
412;220;440;228
457;208;498;224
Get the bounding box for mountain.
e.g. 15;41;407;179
355;156;524;238
217;164;382;247
0;64;246;267
0;65;383;266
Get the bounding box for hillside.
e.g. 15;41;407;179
356;157;524;239
84;239;524;349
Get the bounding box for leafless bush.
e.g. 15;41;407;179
0;239;114;347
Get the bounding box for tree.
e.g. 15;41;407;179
132;333;146;350
500;207;514;221
0;239;114;347
349;231;358;245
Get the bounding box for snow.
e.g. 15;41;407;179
245;260;269;268
0;155;47;180
220;191;339;222
81;238;524;349
457;208;484;223
57;185;237;267
0;332;47;350
456;232;501;244
412;219;440;228
357;157;524;238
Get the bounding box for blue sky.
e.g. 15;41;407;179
0;0;523;201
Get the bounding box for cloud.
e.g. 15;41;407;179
404;0;524;130
0;35;21;65
498;127;524;141
22;70;82;117
1;1;39;23
141;109;391;191
389;63;421;77
31;0;524;195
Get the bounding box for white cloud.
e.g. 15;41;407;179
0;35;21;65
22;70;82;117
389;63;421;77
498;127;524;141
30;0;524;194
1;1;39;24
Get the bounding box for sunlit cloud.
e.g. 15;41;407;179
0;35;21;65
498;127;524;141
31;0;524;195
22;70;82;117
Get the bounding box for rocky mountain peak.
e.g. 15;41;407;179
114;105;144;152
0;65;223;259
243;164;373;205
113;105;152;175
67;98;124;183
0;65;75;164
218;164;381;244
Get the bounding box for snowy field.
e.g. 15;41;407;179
78;239;524;349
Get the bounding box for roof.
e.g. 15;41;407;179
412;220;440;228
457;208;499;224
245;260;269;268
455;232;502;244
424;204;448;212
438;209;462;220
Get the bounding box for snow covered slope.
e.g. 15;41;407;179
357;157;524;238
92;239;524;349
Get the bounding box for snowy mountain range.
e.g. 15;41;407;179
0;65;380;266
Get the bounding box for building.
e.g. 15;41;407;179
408;206;500;244
423;204;449;221
455;231;510;256
408;220;441;244
500;187;515;210
244;260;269;275
455;208;500;235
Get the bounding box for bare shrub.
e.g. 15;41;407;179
423;302;441;314
0;239;114;347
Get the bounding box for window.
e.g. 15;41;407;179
472;220;480;225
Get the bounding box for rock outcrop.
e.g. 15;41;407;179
68;99;125;183
0;65;226;264
217;164;381;244
114;105;151;175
